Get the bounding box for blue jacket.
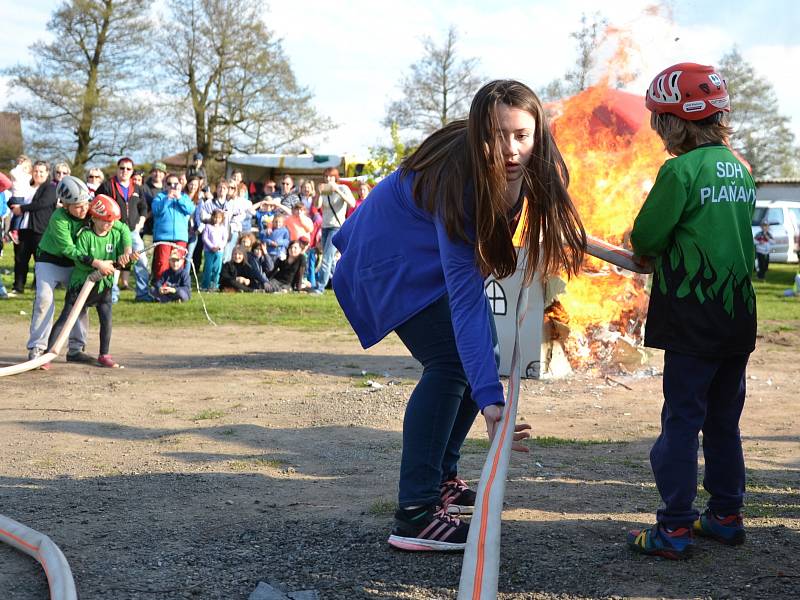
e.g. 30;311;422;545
264;226;289;257
332;169;502;410
156;265;192;299
151;192;195;242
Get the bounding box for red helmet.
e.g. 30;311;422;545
646;63;729;121
89;194;121;222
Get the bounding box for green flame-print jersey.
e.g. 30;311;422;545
631;144;757;357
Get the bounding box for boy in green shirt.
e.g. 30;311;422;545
48;194;133;368
27;176;131;366
626;63;755;560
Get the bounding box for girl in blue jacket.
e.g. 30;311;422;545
333;80;586;552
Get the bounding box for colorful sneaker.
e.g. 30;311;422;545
97;354;120;368
627;523;694;560
388;504;469;552
66;350;99;365
441;478;476;515
694;509;745;546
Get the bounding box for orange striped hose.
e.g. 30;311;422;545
0;514;77;600
458;283;529;599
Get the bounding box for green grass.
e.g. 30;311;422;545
228;457;286;471
752;263;800;322
155;407;177;415
0;253;348;330
367;498;396;516
2;248;796;329
190;409;225;421
532;436;628;448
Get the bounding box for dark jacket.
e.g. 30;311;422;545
20;182;58;234
97;177;148;231
247;252;275;286
155;265;192;299
220;260;259;292
270;254;306;290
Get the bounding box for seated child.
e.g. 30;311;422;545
152;250;191;302
265;239;307;293
264;212;289;260
219;245;260;292
247;241;275;289
48;194;132;368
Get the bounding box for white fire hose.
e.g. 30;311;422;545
0;515;78;600
584;235;653;274
0;242;217;599
458;282;529;599
458;235;649;598
0;274;99;377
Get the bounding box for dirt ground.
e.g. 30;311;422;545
0;319;797;600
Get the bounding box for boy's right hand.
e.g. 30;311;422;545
92;259;116;276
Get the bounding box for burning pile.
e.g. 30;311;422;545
545;85;667;373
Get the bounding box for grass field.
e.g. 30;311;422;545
0;250;797;329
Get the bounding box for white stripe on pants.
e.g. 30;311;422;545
27;261;87;352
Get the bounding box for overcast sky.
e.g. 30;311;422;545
1;0;798;158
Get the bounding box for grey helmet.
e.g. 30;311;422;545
56;175;91;205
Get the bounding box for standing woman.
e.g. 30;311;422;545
332;80;586;552
10;160;56;295
311;167;355;293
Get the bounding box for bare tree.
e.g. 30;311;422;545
159;0;333;158
384;26;481;136
540;12;607;102
3;0;154;169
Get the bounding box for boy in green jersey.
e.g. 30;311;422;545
627;63;755;559
49;194;134;368
27;176;131;366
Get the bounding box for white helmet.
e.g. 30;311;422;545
56;175;91;205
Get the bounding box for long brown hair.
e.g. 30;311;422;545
401;80;585;284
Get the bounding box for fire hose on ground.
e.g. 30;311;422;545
457;236;650;598
0;240;216;379
0;242;218;599
0;515;78;600
0;236;645;598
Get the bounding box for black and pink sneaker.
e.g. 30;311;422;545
440;478;476;515
388;504;468;552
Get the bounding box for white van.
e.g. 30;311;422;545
751;200;800;263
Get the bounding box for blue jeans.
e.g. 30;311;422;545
315;227;338;291
223;231;240;263
131;231;150;300
394;294;499;508
651;351;749;528
305;249;318;288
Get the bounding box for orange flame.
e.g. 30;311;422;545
548;85;667;368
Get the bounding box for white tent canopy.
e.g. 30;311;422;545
227;153;348;171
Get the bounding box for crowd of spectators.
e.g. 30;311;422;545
0;152;371;301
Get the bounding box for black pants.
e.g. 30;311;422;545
14;229;41;292
49;286;113;355
755;252;769;280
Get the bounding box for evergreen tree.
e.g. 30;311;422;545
720;48;799;178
